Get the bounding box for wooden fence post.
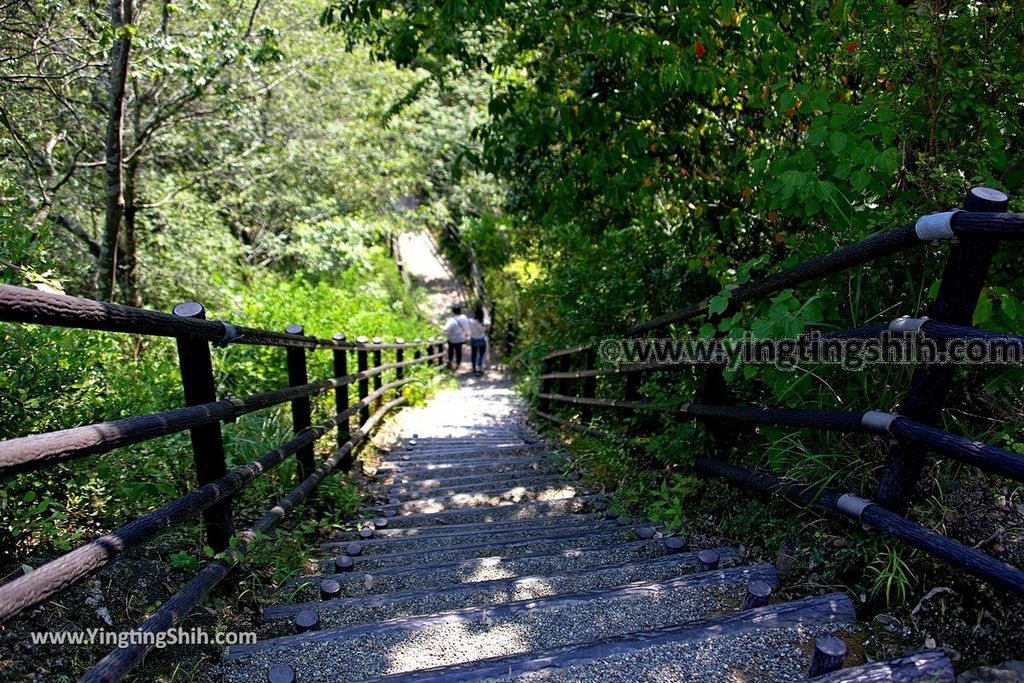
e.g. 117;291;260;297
395;338;405;381
876;187;1009;511
173;302;233;553
581;347;597;423
356;336;370;427
540;358;552;412
371;337;383;410
285;324;315;481
332;333;351;465
557;354;572;396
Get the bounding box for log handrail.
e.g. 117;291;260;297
535;187;1024;597
0;285;443;651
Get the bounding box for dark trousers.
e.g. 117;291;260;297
447;341;463;367
470;339;487;369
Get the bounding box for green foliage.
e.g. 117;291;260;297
330;0;1024;620
867;545;918;607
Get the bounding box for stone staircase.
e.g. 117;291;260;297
222;374;955;682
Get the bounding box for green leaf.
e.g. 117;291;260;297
973;293;994;326
827;131;847;153
708;295;730;316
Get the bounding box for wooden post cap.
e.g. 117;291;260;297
172;302;204;318
808;635;847;677
345;542;363;557
294;609;320;633
741;580;773;610
662;536;686;554
697;549;720;571
267;664;296;683
319;578;341;600
334;555;355;572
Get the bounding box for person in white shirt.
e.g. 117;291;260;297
468;306;488;376
441;305;471;370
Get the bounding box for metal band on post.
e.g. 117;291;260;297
836;494;873;521
861;410;897;434
888;316;928;334
914;211;959;241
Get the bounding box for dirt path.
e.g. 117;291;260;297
396;230;471;325
399;228;505;374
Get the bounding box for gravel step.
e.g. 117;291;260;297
286;542;732;600
380;447;549;467
392;441;543;455
385;473;576;499
365;494;602;527
378;468;570;492
338;512;615;541
353;593;858;682
264;552;758;630
320;525;641;570
366;482;586;516
375;456;555;479
377;454;556;473
328;517;624;552
225;565;787;682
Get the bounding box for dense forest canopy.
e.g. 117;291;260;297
325;0;1023;340
0;0;494;555
1;0;494;308
322;0;1024;609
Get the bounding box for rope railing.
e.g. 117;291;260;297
535;186;1024;597
0;286;444;646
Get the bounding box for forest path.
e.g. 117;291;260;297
218;236;949;683
396;229;471;325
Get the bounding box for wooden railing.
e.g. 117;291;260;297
536;186;1024;597
0;285;444;681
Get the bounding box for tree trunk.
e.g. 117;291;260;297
97;0;133;301
118;158;142;307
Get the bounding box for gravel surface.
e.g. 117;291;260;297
382;469;573;493
226;334;865;683
370;496;597;528
285;540;701;602
323;522;633;557
507;624;854;682
386;473;572;498
376;458;554;479
338;512;611;541
226;574;761;681
265;555;756;631
332;527;639;571
368;484;584;516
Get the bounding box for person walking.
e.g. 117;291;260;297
468;306;488;376
441;305;471;370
